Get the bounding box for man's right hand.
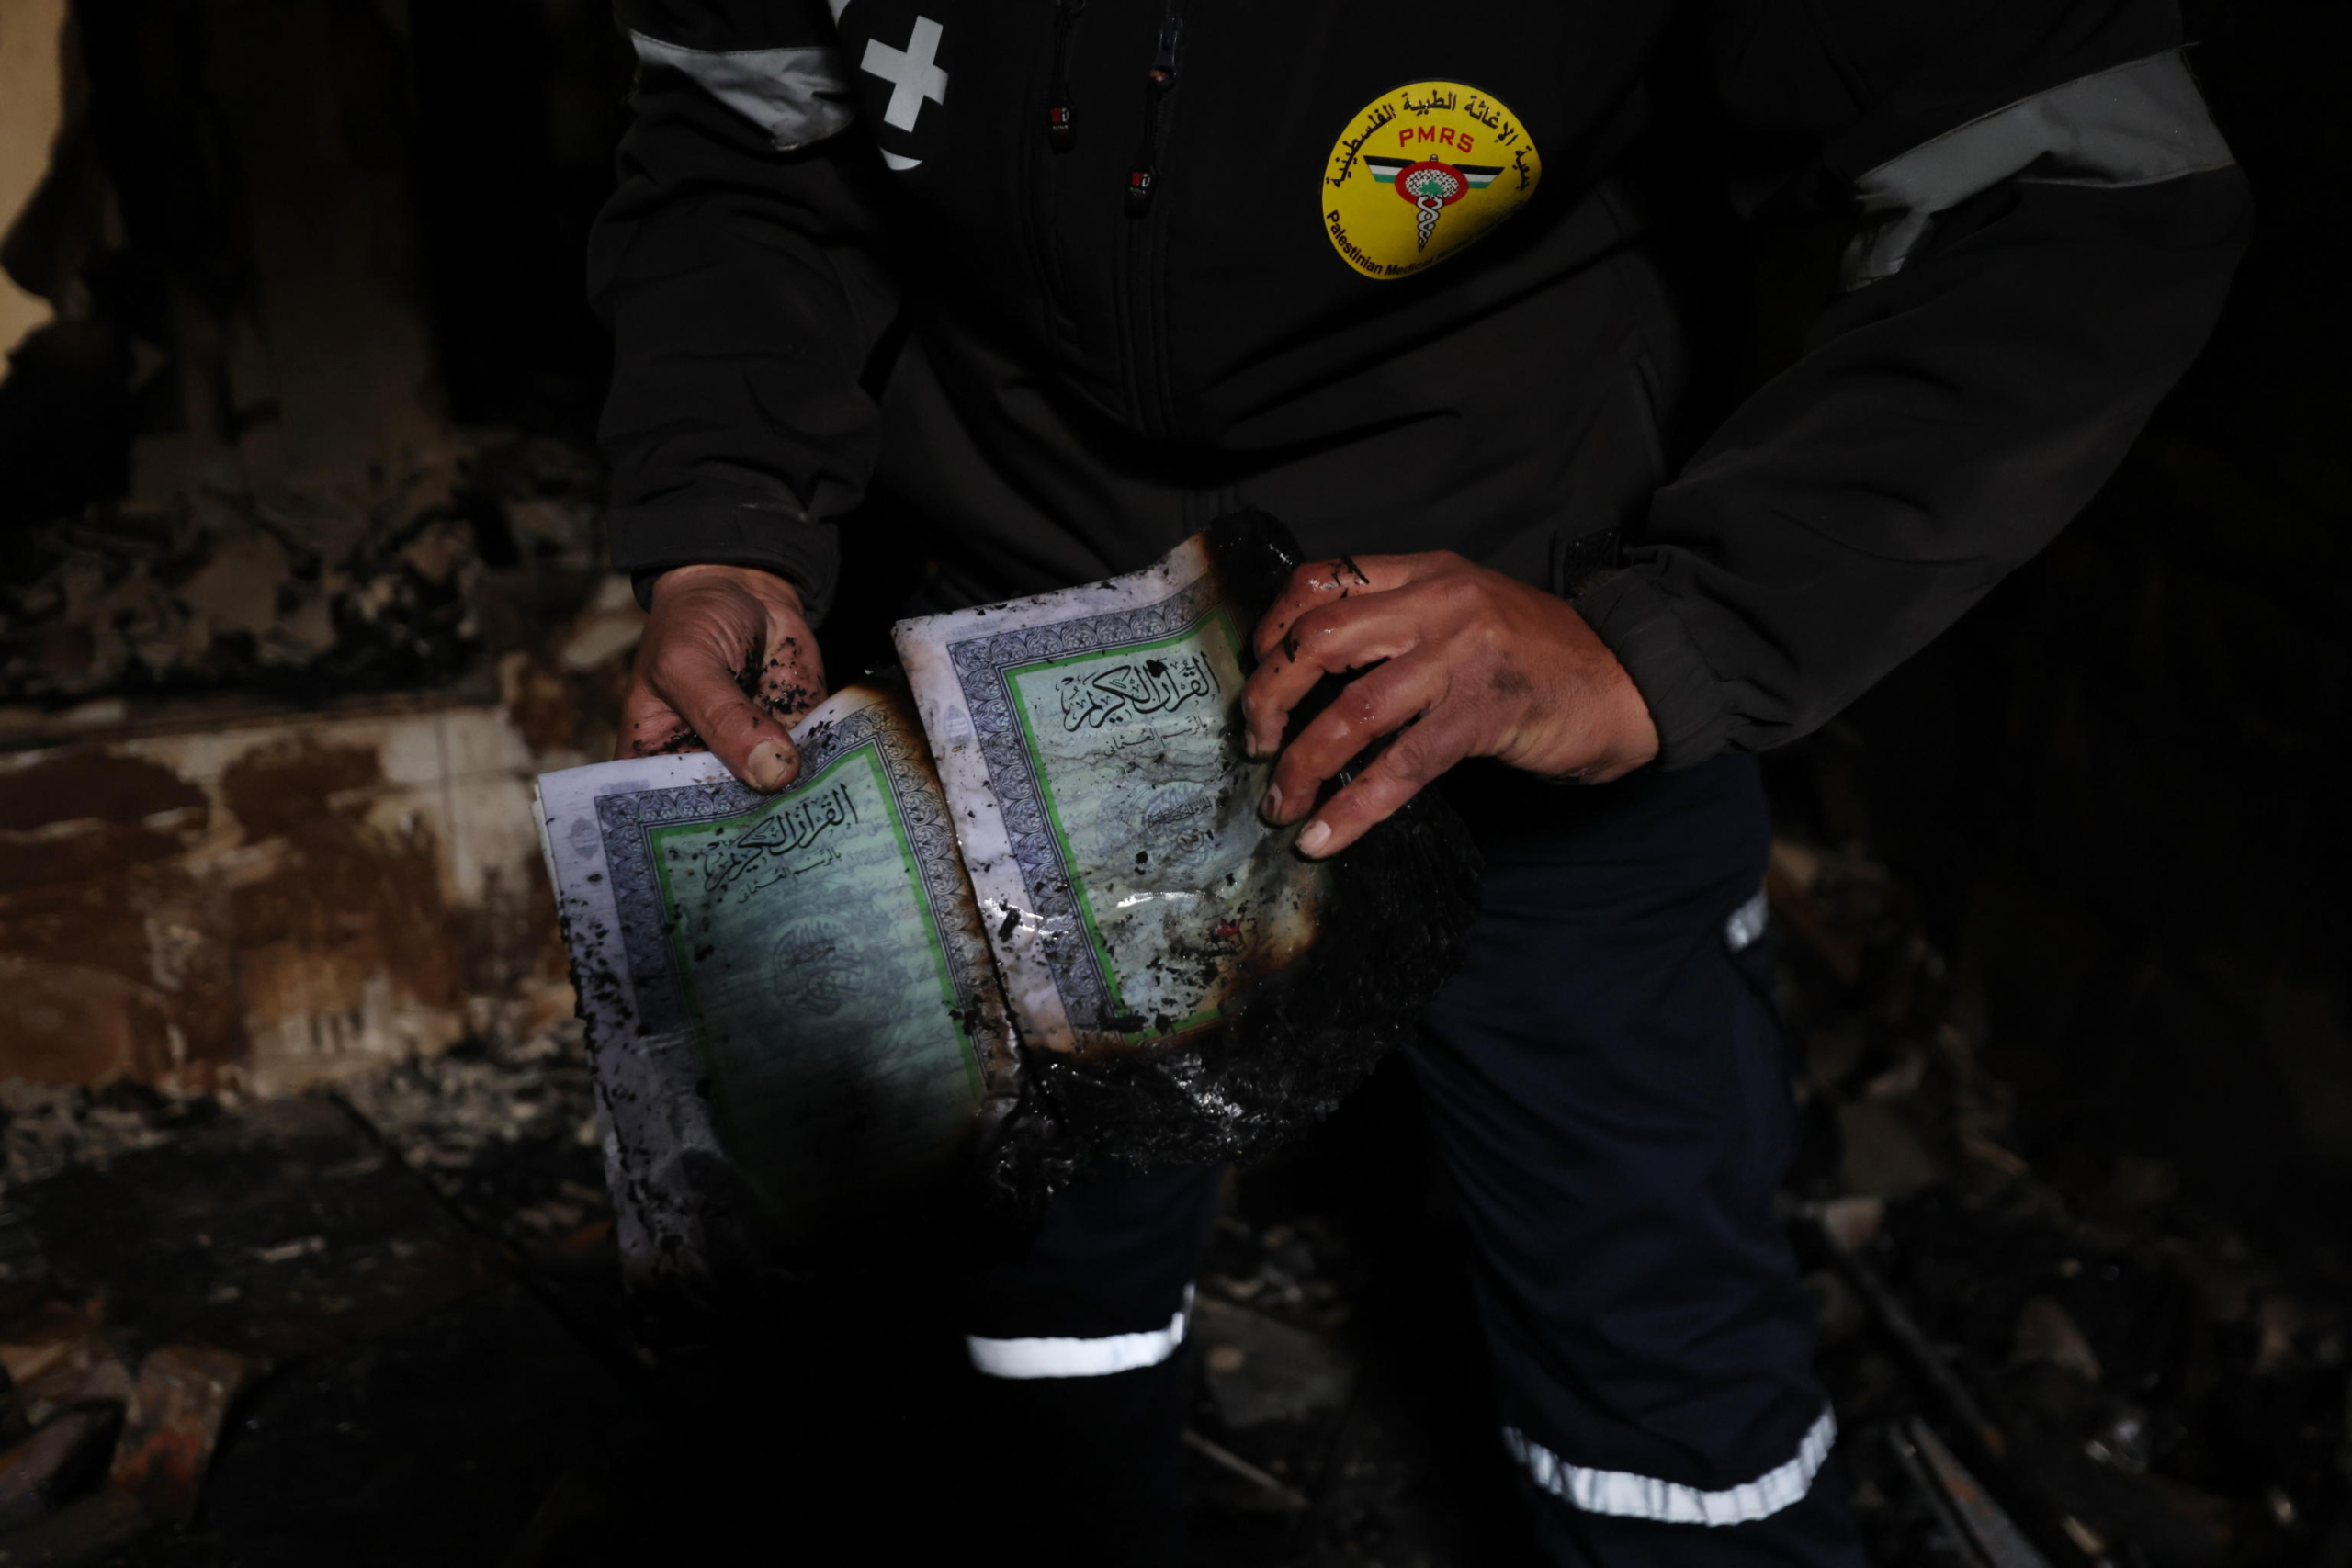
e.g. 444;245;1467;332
617;564;828;791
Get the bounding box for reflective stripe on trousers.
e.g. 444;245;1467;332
967;1285;1194;1380
1505;1408;1838;1528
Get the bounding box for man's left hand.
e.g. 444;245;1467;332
1241;551;1660;858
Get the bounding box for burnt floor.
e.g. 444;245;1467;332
4;836;2349;1567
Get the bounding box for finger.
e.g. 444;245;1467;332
1294;707;1480;860
1240;588;1430;758
1261;654;1446;825
1250;552;1432;661
652;648;802;791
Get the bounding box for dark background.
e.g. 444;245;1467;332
1798;0;2352;1247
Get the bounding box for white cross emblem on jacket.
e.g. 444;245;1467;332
862;16;948;133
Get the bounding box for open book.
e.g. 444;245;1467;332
537;513;1480;1305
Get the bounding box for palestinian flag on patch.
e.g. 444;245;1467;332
1363;154;1504;190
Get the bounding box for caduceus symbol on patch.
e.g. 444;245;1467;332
1365;154;1504;251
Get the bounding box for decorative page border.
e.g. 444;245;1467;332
595;702;989;1069
943;576;1225;1032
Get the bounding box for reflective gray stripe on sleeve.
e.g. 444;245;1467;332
1504;1407;1838;1527
967;1287;1193;1380
1844;49;2236;288
629;31;857;152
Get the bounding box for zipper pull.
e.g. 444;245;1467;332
1125;5;1182;218
1046;0;1083;152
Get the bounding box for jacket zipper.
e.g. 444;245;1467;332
1125;4;1182;217
1046;0;1082;152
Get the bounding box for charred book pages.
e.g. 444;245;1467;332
536;680;1021;1325
536;513;1481;1314
894;511;1483;1173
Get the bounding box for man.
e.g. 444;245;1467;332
590;0;2246;1559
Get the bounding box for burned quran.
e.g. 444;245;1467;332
537;512;1481;1309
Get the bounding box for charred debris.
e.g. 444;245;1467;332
1;819;2346;1565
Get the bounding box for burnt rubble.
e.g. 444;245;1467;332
1773;838;2352;1568
0;435;609;710
2;826;2344;1564
0;1033;638;1566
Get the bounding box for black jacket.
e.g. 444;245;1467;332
591;0;2248;767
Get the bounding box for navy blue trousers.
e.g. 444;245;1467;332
961;755;1862;1565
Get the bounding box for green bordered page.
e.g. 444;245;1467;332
534;682;1013;1264
894;536;1322;1058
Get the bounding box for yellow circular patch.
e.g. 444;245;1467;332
1322;82;1542;280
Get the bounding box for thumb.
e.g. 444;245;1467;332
655;649;803;791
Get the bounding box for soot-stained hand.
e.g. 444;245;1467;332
1240;551;1659;858
618;564;827;791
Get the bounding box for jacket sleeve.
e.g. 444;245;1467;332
1573;0;2250;766
588;0;899;621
